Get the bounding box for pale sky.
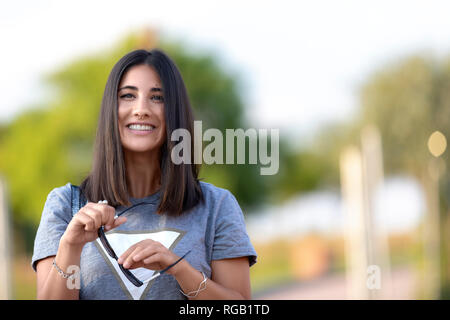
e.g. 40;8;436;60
3;0;450;143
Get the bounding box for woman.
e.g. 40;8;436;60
31;49;257;300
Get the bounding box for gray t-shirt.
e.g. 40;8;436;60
31;181;257;300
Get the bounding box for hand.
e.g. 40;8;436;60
61;201;127;248
117;239;182;275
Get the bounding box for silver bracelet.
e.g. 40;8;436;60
179;272;207;298
52;258;76;280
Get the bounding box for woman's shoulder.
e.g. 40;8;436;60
198;180;239;206
199;180;230;196
40;183;76;222
45;182;74;204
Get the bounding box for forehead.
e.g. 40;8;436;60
119;64;162;87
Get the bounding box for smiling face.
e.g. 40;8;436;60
117;64;166;155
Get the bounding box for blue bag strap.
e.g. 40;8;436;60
70;184;87;217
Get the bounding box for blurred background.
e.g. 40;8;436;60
2;0;450;299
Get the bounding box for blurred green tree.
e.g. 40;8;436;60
358;55;450;299
0;29;326;253
315;54;450;298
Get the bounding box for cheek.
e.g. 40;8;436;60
117;109;126;134
117;106;126;125
159;118;167;142
158;107;166;131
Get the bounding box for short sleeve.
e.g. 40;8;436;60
212;190;257;267
31;183;73;271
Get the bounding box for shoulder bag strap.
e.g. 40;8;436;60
70;184;87;216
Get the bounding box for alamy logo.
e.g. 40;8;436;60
66;265;81;290
171;121;279;175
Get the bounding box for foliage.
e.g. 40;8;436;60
319;53;450;298
0;30;325;249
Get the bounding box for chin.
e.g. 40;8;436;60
123;142;161;154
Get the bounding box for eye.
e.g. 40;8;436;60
151;95;164;102
119;93;134;99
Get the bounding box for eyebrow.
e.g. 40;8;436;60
118;85;162;92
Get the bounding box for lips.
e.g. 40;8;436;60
127;124;155;131
126;121;156;128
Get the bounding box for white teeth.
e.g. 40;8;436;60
128;124;155;131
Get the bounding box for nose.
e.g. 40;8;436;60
132;96;152;119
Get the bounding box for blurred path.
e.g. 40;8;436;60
254;266;416;300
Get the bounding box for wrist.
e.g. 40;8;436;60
59;234;84;253
168;259;190;278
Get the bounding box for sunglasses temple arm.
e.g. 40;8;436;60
169;250;191;269
142;272;161;284
142;250;192;284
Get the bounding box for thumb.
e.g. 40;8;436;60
105;216;127;231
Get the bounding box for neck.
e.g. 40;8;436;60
124;149;161;199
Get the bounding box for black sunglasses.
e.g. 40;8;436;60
97;201;190;287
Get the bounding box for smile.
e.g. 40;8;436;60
126;124;156;135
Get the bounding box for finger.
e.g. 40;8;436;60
82;204;104;229
74;211;96;232
104;208;116;230
93;202;116;228
117;242;137;265
89;202;114;228
106;216;127;231
123;247;142;269
143;252;162;265
133;246;156;262
82;207;103;230
126;261;145;270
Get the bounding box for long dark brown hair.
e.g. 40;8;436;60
80;48;204;216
